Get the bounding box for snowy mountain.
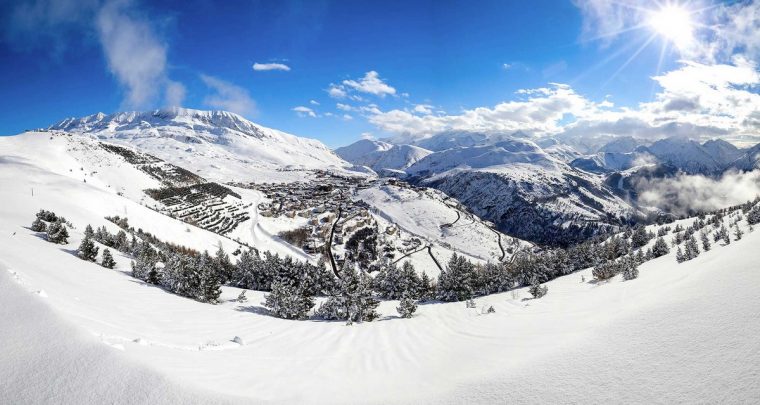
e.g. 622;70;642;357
730;143;760;171
408;130;530;152
397;137;642;245
50;108;353;182
334;139;431;174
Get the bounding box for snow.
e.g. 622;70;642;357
356;183;527;266
0;266;233;405
335;139;431;172
49;108;354;183
2;127;760;404
2;134;760;403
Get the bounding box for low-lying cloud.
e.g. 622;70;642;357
636;170;760;215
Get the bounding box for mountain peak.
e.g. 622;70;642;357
50;108;265;139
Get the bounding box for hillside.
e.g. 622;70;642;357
1;162;758;402
50;108;352;183
335;139;431;174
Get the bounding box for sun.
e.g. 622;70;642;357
648;4;694;48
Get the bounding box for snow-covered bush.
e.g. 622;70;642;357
592;260;619;281
528;280;548;299
396;295;417;318
31;217;47;232
46;221;69;244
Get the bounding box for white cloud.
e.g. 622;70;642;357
309;99;320;105
5;0;186;109
200;74;256;116
342;114;353;121
342;71;396;97
252;62;291;72
327;84;347;99
413;104;434;115
293;106;317;118
502;63;512;70
361;132;374;140
366;83;597;140
96;0;174;109
336;103;353;111
636;170;760;215
164;80;186;107
572;0;642;46
360;58;760;144
327;71;397;99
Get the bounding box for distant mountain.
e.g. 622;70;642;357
399;137;640;245
702;139;744;165
731;143;760;171
50;108;352;182
598;136;647;153
406;139;560;175
408;130;530;152
334;139;431;173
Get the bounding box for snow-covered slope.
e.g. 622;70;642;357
642;137;726;174
1;161;758;404
731;143;760;171
400;137;639;245
335;139;431;173
50;108;353;182
406;139;561;175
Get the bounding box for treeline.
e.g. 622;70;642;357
29;197;760;325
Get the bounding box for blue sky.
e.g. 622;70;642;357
1;0;758;147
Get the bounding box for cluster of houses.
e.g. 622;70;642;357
229;172;427;265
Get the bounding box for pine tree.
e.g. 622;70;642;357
719;225;731;245
733;225;744;240
317;261;379;324
437;253;478;302
480;261;513;295
113;230;128;252
621;256;639;280
418;272;434;301
397;294;417;318
676;246;685;263
631;226;652;248
101;248;116;269
375;261;421;299
264;280;314;320
84;224;94;239
31;217;47;232
700;231;711;251
131;242;158;282
592;260;619;281
684;235;700;260
214;245;234;284
77;235;99;261
747;205;760;225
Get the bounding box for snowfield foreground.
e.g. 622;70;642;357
1;136;759;404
